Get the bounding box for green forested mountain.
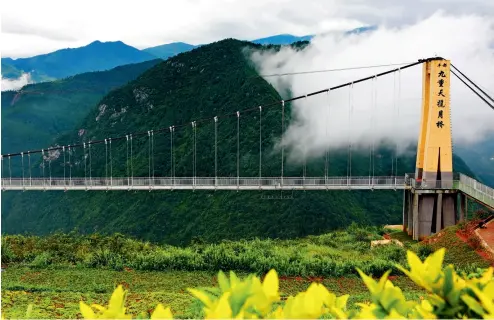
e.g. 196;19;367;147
2;59;162;156
142;42;197;59
1;39;476;245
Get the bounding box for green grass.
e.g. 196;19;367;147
2;225;412;277
2;225;490;318
1;266;424;319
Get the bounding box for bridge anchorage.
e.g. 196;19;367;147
1;57;493;240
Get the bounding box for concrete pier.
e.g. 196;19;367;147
403;188;458;240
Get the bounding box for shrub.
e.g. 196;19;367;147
9;248;494;319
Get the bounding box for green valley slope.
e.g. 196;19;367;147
2;59;162;156
1;39;476;245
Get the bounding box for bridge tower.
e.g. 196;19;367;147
403;58;458;240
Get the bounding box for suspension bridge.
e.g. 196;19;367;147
1;57;493;240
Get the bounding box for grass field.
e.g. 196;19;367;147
2;224;492;318
2;266;426;319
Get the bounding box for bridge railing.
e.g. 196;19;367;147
458;174;494;209
1;176;407;189
405;172;461;189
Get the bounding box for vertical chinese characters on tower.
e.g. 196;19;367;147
436;64;448;129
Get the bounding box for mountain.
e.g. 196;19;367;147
455;135;494;187
250;26;376;45
252;34;313;45
138;26;376;61
1;41;157;80
1;61;23;78
142;42;197;59
1;39;476;246
1;59;162;157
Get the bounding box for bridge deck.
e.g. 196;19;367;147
2;175;492;210
1;176;407;191
458;175;494;210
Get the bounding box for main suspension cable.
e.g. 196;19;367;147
3;59;426;159
450;69;494;110
451;64;494;104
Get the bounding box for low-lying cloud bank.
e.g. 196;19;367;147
250;12;494;162
1;73;31;91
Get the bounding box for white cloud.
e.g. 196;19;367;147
1;73;31;91
250;12;494;163
3;0;493;58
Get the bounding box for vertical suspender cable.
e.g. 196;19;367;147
88;143;92;185
237;111;240;189
151;131;154;181
369;77;375;185
21;153;25;186
373;76;377;180
68;147;71;186
9;156;12;185
259;107;262;185
325;90;330;184
303;95;307;181
42;149;45;185
126;135;129;186
130;135;133;186
214;117;218;187
20;153;24;186
192;122;197;187
82;144;86;183
148;131;151;184
63;147;66;184
396;68;402;184
170;127;174;186
281;100;285;186
391;72;397;176
105;139;108;185
109;139;113;186
49;153;52;186
28;152;32;185
347;84;353;186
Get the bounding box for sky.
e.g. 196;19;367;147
2;0;494;58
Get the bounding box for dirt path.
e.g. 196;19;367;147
476;219;494;257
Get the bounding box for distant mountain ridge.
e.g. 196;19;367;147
1;26;377;81
142;42;197;60
140;25;377;58
2;40;157;80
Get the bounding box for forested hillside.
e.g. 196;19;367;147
2;59;161;156
1;39;475;245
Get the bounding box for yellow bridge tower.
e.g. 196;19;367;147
403;58;459;240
